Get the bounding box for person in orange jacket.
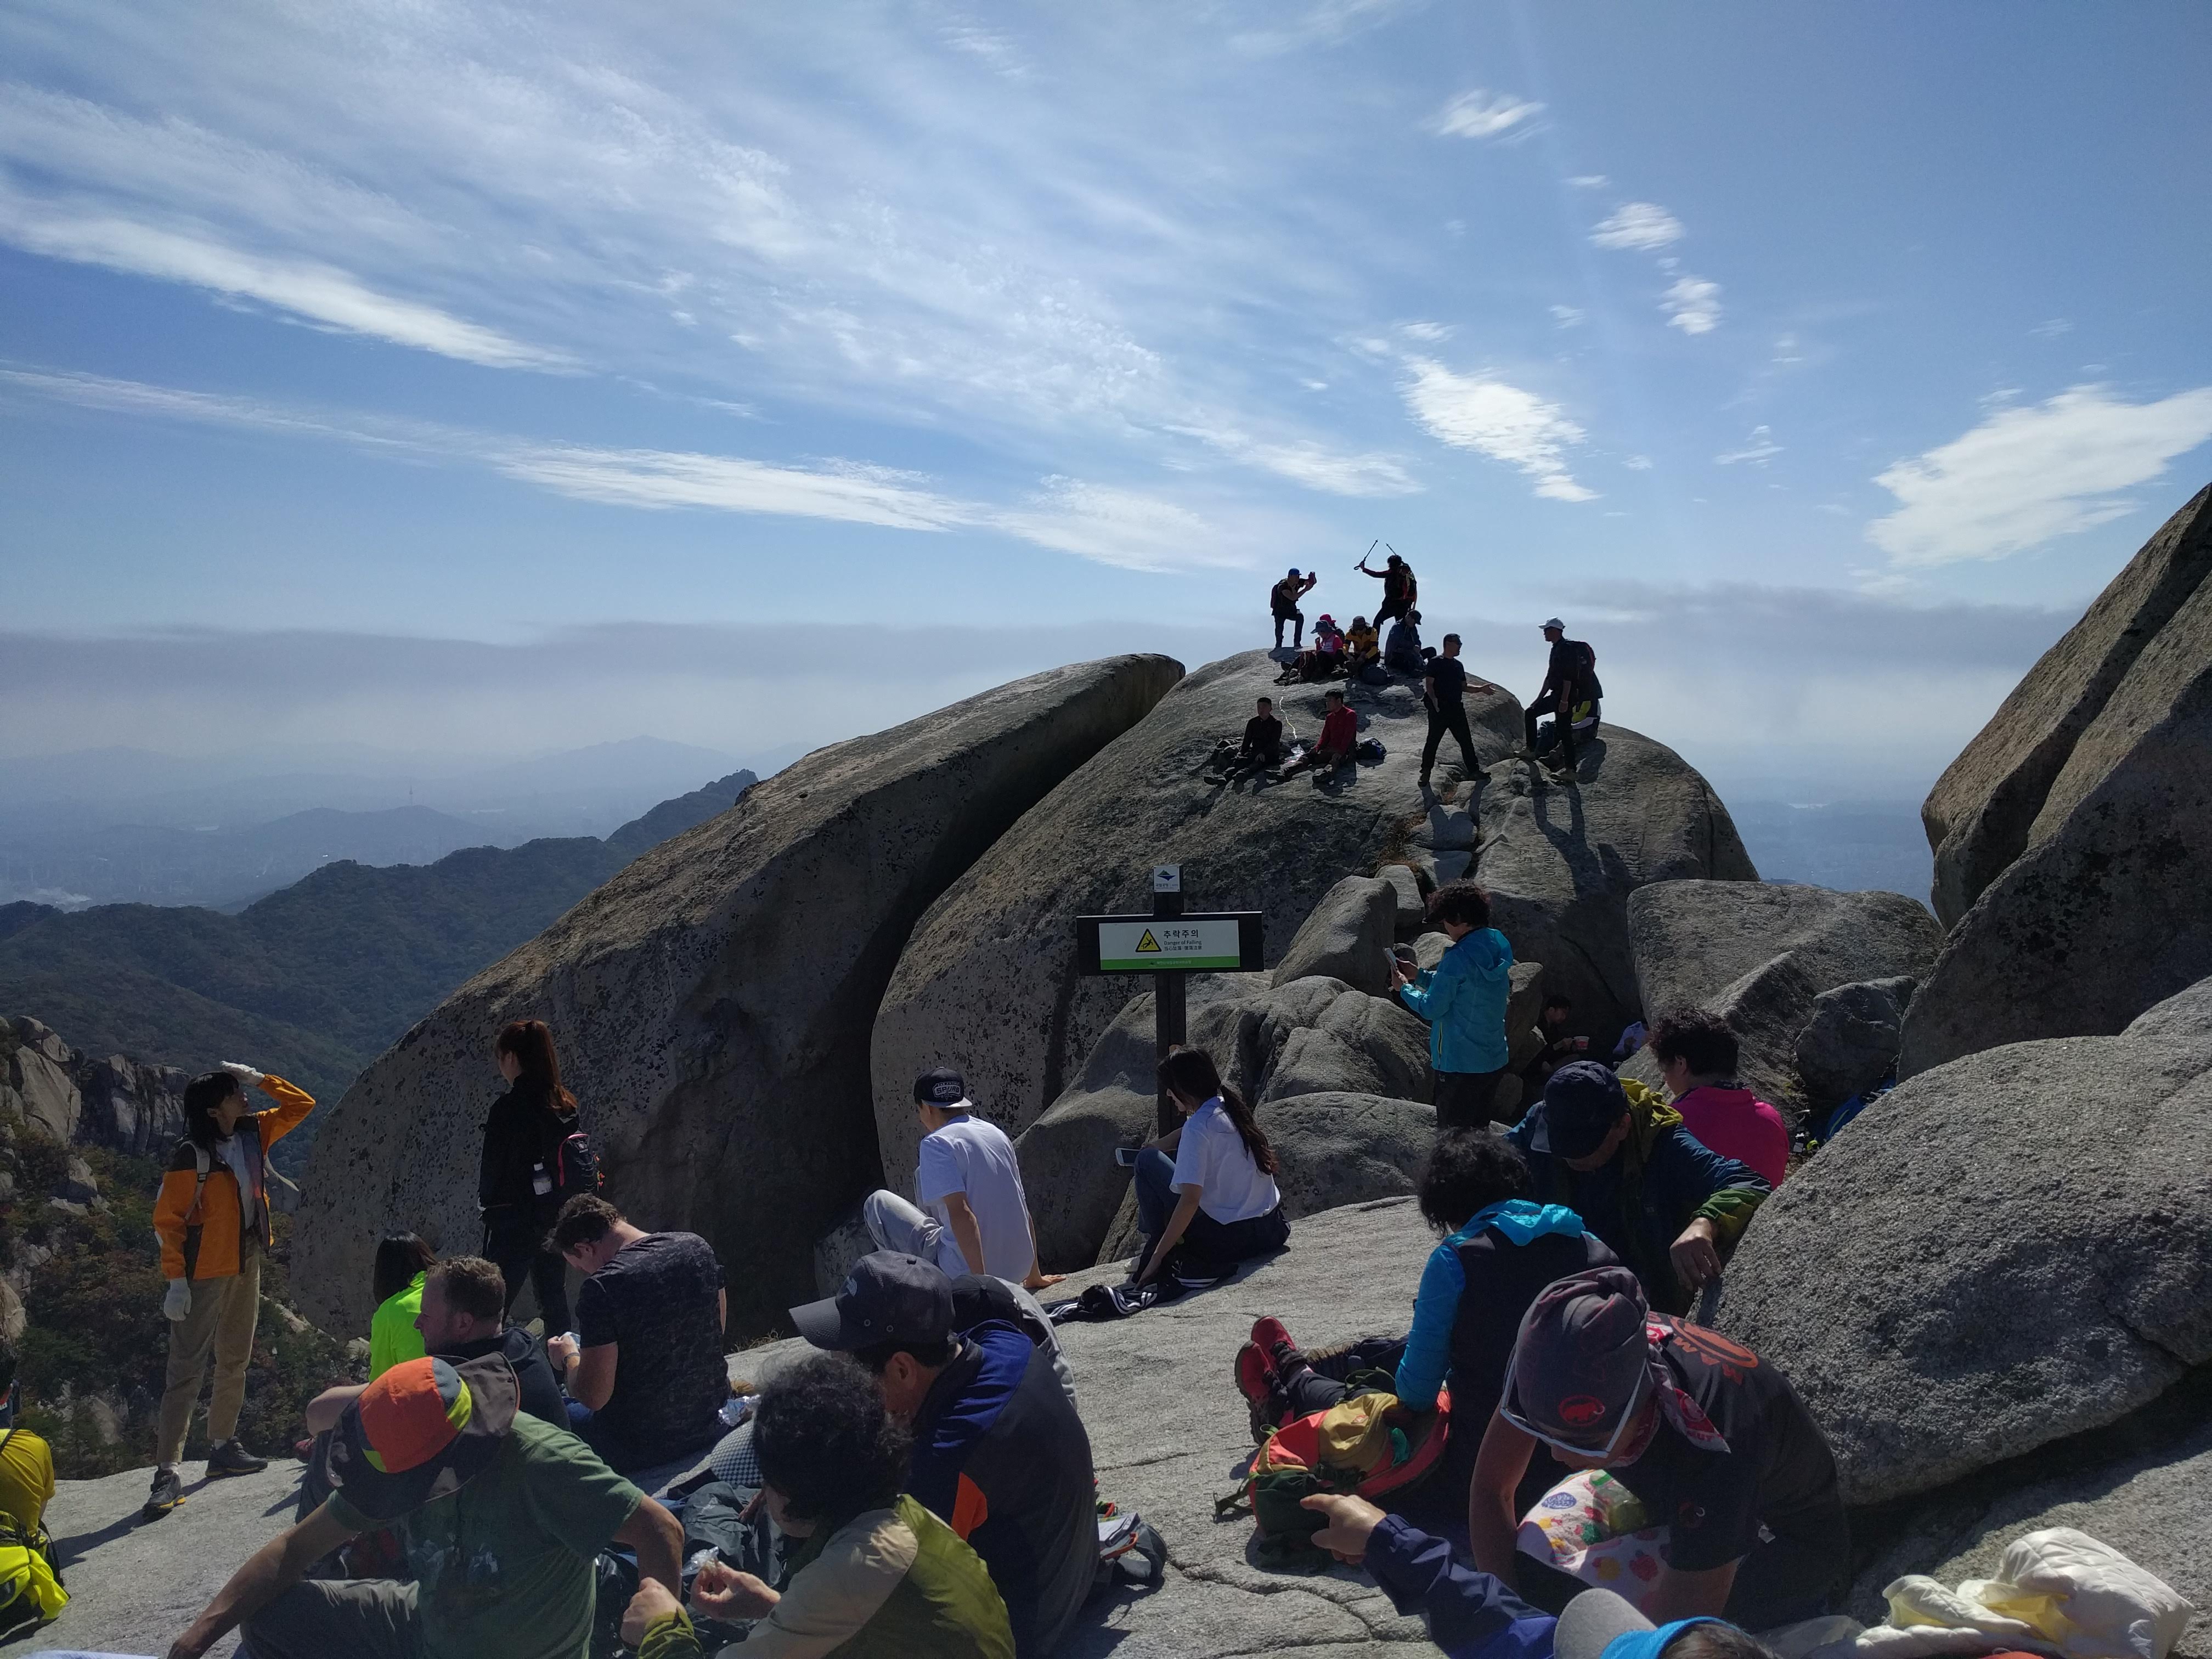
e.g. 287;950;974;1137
145;1060;315;1520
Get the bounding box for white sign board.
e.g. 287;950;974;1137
1152;864;1182;893
1094;917;1244;972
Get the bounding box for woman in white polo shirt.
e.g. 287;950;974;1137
1132;1049;1289;1285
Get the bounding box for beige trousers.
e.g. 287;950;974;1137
156;1240;261;1465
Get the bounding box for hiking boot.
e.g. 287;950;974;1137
1250;1317;1304;1374
206;1438;268;1478
143;1465;183;1520
1233;1340;1275;1413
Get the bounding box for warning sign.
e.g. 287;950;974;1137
1086;915;1255;973
1135;930;1161;953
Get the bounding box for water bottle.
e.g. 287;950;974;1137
531;1160;552;1198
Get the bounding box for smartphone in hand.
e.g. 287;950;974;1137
1114;1146;1141;1168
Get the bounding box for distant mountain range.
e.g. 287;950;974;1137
0;768;756;1171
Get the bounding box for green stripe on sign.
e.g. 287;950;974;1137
1099;953;1246;972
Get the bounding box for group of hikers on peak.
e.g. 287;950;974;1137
1257;551;1602;790
148;872;1848;1659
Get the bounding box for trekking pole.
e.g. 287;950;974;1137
1355;538;1376;571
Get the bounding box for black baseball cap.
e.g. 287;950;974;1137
1526;1061;1629;1160
1499;1266;1652;1457
791;1251;953;1353
913;1066;970;1109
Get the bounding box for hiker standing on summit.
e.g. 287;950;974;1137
1271;567;1319;650
1523;619;1599;779
478;1019;582;1340
1421;634;1499;792
1359;550;1419;639
146;1060;315;1520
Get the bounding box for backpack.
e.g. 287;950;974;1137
549;1122;602;1207
1574;641;1603;700
0;1441;65;1640
1214;1386;1453;1567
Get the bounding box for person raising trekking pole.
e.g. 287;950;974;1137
1358;550;1419;639
1271;567;1319;650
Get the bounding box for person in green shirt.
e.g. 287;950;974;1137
166;1353;683;1659
619;1353;1013;1659
368;1232;435;1379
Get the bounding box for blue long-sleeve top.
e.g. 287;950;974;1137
1397;927;1514;1074
1368;1515;1558;1659
1392;1199;1588;1410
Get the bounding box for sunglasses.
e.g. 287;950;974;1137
1499;1368;1650;1460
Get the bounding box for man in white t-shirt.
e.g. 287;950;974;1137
864;1067;1062;1291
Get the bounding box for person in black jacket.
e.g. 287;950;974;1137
478;1018;579;1335
1522;619;1598;780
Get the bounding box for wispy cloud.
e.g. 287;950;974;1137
1177;423;1421;497
1231;0;1418;53
1867;384;2212;567
939;20;1031;78
1549;305;1585;329
992;478;1244;571
1568;174;1609;189
1400;359;1595;502
1716;425;1781;466
1624;455;1654;471
1429;89;1544;140
2029;318;2073;340
1662;275;1723;335
1400;320;1454;342
1590;202;1685;251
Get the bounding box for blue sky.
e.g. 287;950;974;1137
3;1;2209;794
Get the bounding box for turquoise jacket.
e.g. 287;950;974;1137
1397;927;1513;1075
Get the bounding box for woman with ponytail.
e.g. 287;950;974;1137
1132;1048;1289;1286
478;1018;580;1334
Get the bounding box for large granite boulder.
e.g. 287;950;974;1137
1617;882;1942;1119
1720;974;2212;1506
293;656;1182;1336
1793;977;1916;1113
871;648;1521;1192
0;1014;190;1154
1922;486;2212;930
1904;494;2212;1074
43;1200;1456;1659
1271;875;1398;995
1470;731;1760;1056
1017;973;1432;1268
1258;1092;1437;1218
1;1015;81;1142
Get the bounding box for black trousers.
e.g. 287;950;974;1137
1373;594;1413;634
484;1211;572;1335
1273;608;1304;647
1524;687;1581;765
1434;1068;1506;1129
1421;701;1478;780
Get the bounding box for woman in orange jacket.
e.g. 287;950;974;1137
144;1061;314;1520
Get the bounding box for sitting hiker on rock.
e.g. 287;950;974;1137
146;1059;316;1520
546;1194;730;1475
863;1066;1062;1291
1347;615;1381;666
1276;688;1359;781
1132;1048;1290;1285
1508;1063;1769;1317
1645;1011;1790;1189
1288;615;1348;682
792;1251;1094;1658
1299;1491;1781;1659
1386;607;1431;675
1393;881;1515;1127
171;1353;685;1659
619;1352;1014;1659
1206;696;1289;784
1522;996;1588;1098
1467;1268;1847;1629
368;1232;435;1380
1238;1128;1617;1493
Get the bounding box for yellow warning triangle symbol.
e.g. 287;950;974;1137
1135;929;1162;953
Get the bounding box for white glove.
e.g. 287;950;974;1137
218;1061;266;1087
163;1278;192;1322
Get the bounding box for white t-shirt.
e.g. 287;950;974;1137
915;1114;1035;1279
1171;1098;1282;1224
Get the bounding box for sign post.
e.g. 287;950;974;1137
1074;870;1266;1136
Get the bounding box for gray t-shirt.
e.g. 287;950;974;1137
916;1115;1035;1279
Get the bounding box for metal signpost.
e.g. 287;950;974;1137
1075;865;1264;1132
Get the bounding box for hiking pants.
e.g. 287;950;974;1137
241;1578;420;1659
1273;608;1304;648
1434;1068;1506;1130
157;1236;261;1465
1279;1335;1408;1418
1524;687;1580;766
1135;1149;1288;1269
1421;701;1478;781
1372;595;1413;635
484;1210;572;1336
1722;1502;1852;1629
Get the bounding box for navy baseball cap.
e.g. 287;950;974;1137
913;1066;970;1109
791;1251;953;1352
1526;1061;1629;1161
1500;1266;1652;1457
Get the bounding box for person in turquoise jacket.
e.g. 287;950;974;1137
1393;881;1515;1128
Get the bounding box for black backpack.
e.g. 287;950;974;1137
549;1121;602;1206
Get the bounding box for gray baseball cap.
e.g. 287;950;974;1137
791;1251;953;1353
1499;1266;1652;1454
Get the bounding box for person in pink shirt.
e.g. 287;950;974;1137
1645;1009;1791;1188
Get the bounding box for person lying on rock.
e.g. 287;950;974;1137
619;1352;1014;1659
1508;1063;1769;1317
791;1250;1095;1659
1275;687;1360;781
1132;1047;1290;1285
1644;1011;1790;1189
1237;1127;1618;1498
168;1353;684;1659
1300;1489;1780;1659
546;1194;730;1476
146;1059;317;1521
1393;880;1515;1127
862;1065;1063;1291
1466;1267;1847;1630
